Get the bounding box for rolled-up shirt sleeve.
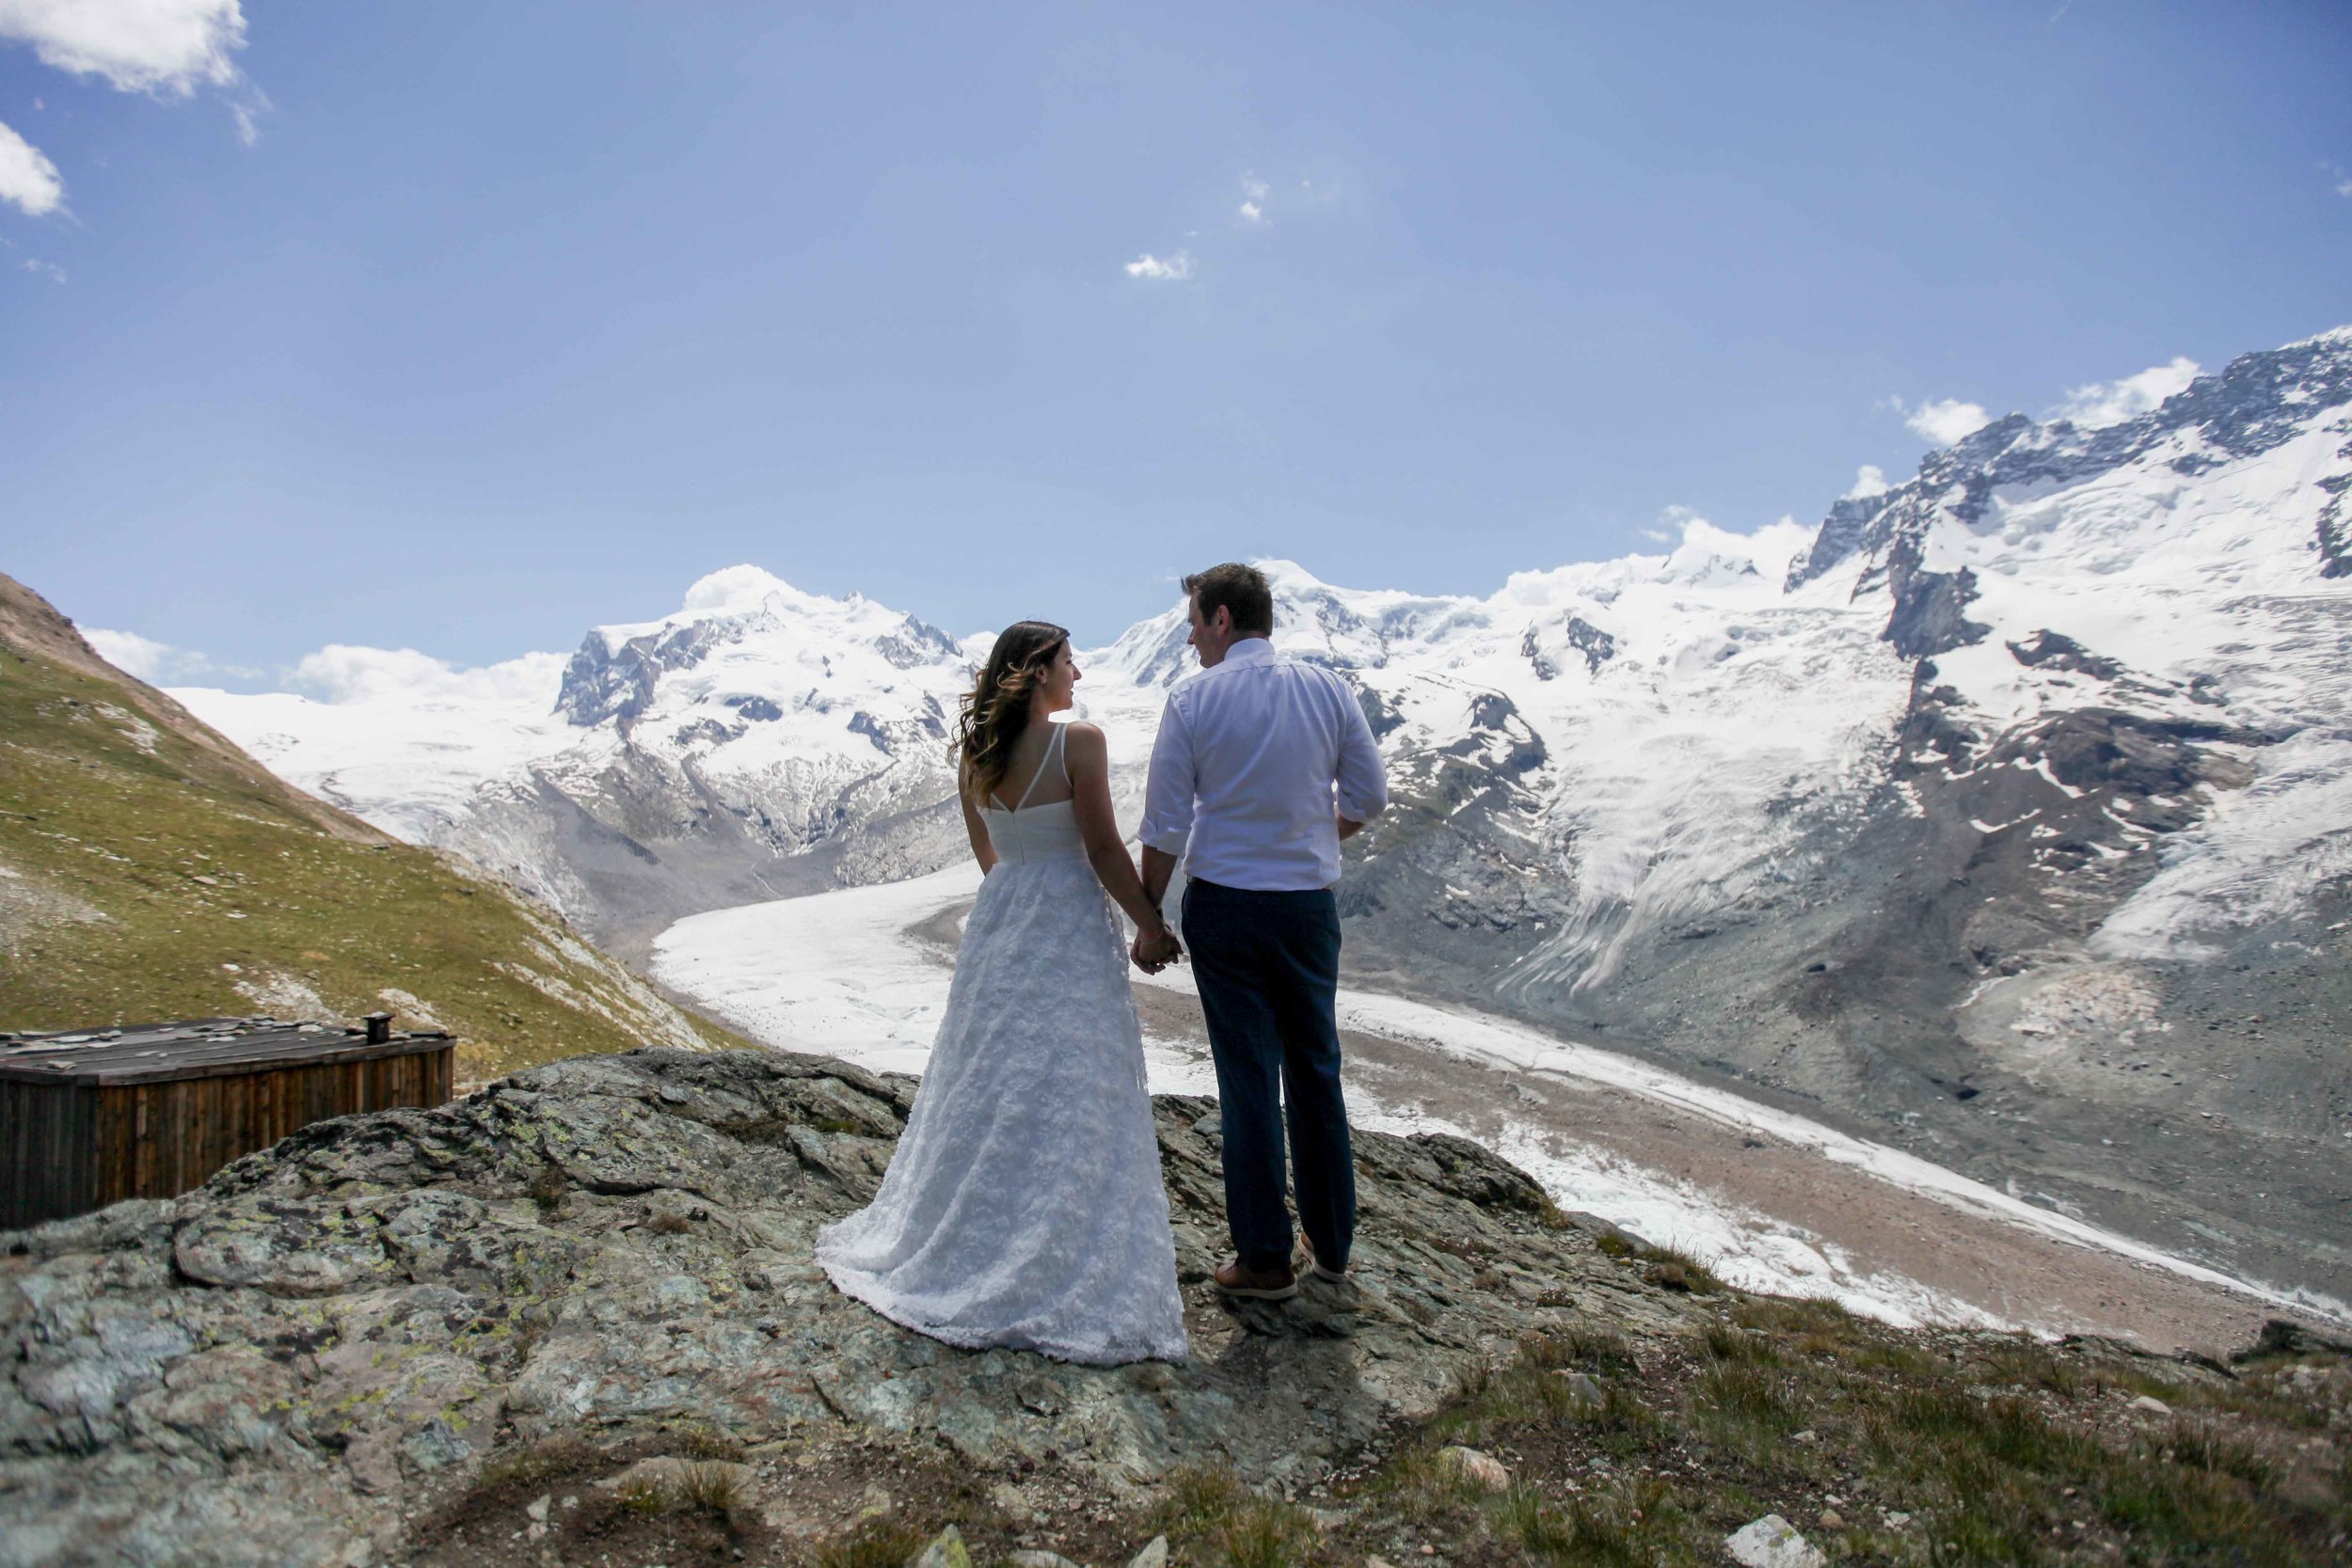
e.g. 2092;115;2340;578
1137;694;1197;856
1333;679;1389;824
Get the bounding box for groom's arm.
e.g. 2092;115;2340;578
1332;674;1389;847
1141;846;1180;908
1137;698;1195;911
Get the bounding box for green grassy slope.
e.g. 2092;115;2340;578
0;574;750;1080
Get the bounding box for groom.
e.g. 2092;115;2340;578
1136;563;1390;1301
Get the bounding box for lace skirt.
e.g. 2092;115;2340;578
816;856;1190;1365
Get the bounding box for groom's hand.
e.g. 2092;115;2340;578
1131;926;1182;974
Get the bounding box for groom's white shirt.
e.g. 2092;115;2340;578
1138;638;1390;892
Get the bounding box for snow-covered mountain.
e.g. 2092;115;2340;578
196;565;988;950
172;327;2352;1299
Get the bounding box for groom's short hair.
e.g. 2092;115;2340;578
1182;562;1274;637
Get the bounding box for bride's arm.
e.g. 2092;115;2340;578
1063;722;1171;939
957;767;998;875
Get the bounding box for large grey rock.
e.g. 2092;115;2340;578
2;1045;1708;1567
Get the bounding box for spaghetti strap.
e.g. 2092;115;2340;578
1008;722;1063;814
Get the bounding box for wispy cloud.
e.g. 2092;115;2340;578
1844;465;1890;499
1891;394;1993;446
1124;250;1195;283
1236;172;1268;226
2328;163;2352;198
83;628;261;684
21;256;64;282
2052;356;2199;428
0;119;63;214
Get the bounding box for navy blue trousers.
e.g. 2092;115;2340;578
1181;878;1356;1275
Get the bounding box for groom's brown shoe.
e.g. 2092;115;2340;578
1213;1258;1298;1301
1296;1239;1348;1283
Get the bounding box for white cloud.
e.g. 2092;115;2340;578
681;563;792;613
1899;396;1993;447
1124;250;1195;282
1659;509;1815;584
84;627;171;679
22;256;64;281
1236;171;1268;225
0;119;63;215
0;0;246;96
1843;465;1890;499
288;644;565;706
229;89;265;145
84;627;260;684
2052;356;2200;429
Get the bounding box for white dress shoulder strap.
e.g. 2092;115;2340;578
1009;722;1062;813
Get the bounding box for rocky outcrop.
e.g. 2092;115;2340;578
0;1047;1709;1568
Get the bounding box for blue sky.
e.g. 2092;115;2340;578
5;1;2349;682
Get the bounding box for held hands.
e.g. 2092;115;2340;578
1130;920;1184;974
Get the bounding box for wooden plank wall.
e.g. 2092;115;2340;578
0;1079;99;1230
1;1048;451;1230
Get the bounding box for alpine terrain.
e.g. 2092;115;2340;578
169;329;2352;1306
0;575;745;1080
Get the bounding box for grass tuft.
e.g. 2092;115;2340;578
674;1425;746;1463
673;1459;746;1511
470;1434;597;1493
1153;1465;1320;1568
815;1515;929;1568
526;1164;568;1214
1523;1326;1637;1375
1699;1321;1779;1367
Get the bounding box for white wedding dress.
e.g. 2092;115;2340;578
816;722;1190;1365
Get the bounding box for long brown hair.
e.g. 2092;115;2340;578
952;620;1069;800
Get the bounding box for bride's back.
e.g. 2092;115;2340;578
975;720;1084;866
978;718;1075;812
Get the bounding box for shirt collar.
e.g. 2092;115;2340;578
1221;638;1276;668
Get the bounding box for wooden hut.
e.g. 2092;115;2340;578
0;1015;453;1230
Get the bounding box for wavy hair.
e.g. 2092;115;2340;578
952;620;1070;800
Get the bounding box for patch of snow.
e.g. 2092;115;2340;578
2094;730;2352;960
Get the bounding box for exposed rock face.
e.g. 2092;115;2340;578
0;1047;1706;1568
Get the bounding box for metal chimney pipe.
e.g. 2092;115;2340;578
363;1012;392;1045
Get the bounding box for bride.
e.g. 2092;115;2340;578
816;620;1191;1365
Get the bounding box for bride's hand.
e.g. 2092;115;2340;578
1131;923;1182;974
